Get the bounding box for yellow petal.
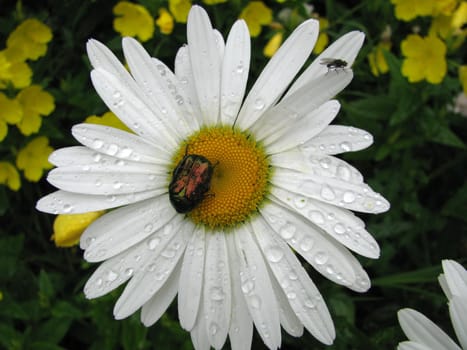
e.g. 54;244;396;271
85;111;132;132
52;211;105;247
169;0;192;23
113;1;155;42
16;136;54;182
156;8;174;35
0;162;21;191
401;57;425;83
239;1;273;37
263;32;283;57
0;93;23;124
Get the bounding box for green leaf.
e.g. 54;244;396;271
32;317;72;344
0;234;24;283
372;264;441;287
442;181;467;221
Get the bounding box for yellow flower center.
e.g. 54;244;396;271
170;126;270;230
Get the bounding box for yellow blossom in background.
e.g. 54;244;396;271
239;1;273;37
368;41;392;77
452;2;467;30
401;34;447;84
85;111;131;132
169;0;192;23
6;19;52;62
0;162;21;191
156;8;174;35
390;0;434;21
313;17;329;54
16;85;55;136
202;0;227;4
0;52;32;89
0;92;23;141
113;1;154;42
430;15;455;38
459;66;467;95
16;136;53;182
0;52;12;82
263;32;283;57
52;211;105;247
432;0;458;16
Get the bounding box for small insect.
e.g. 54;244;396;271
320;58;348;72
169;154;214;213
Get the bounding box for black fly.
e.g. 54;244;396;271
320;58;348;73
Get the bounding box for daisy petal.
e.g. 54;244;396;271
235;225;281;350
288;31;365;96
81;196;176;261
191;302;210;350
178;226;206;331
260;201;358;287
271;186;379;259
272;167;390;214
203;232;231;349
213;29;225;58
220;20;250;125
72;124;171;164
113;220;191;319
236;19;319;130
141;259;182;326
187;6;221;125
449;296;467;350
397;308;462;350
90;68;178;147
36;189;161;214
301;125;374;155
252;216;335;345
251;71;353;141
263;100;340;154
397;341;433;350
441;260;467;297
47;164;166;196
226;234;254;350
269;270;304;337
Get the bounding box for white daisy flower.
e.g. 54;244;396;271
37;5;389;350
398;260;467;350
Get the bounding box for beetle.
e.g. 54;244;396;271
169;154;214;213
320;58;348;72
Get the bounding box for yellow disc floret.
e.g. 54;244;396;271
171;126;270;230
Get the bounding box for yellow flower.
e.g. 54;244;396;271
368;41;392;77
401;34;447;84
433;0;458;16
452;2;467;30
7;19;53;61
0;52;12;83
156;8;174;35
390;0;435;21
0;51;32;89
263;32;283;57
459;66;467;95
52;211;105;247
0;92;23;141
16;85;55;136
313;17;329;54
0;162;21;191
239;1;273;37
169;0;192;23
16;136;54;182
85;111;131;132
202;0;227;4
113;1;155;42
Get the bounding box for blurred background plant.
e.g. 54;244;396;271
0;0;465;349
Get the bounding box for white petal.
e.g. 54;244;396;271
36;189;161;214
187;6;221;125
263;100;341;154
47;164;166;196
174;46;203;122
252;216;335;345
220;20;250;125
178;226;206;331
113;220;191;319
260;201;358;288
203;231;231;349
81;196;176;261
449;296;467;350
397;341;433;350
397;308;461;350
225;234;254;350
72;124;171;164
236;19;319;130
141;258;182;326
213;29;225;58
251;71;353;141
90;68;178;148
301;125;374;155
234;225;281;350
269;270;304;337
441;260;467;298
191;301;210;350
272;167;390;214
288;31;365;96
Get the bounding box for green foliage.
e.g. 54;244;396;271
0;0;466;349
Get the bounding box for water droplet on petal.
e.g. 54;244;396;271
209;323;219;336
286;292;297;300
162;248;176;259
106;270;118;281
314;251;328;265
293;196;307;209
147;237;160;250
300;238;314;252
334;223;346;235
340;142;352;152
125;268;134;276
320;185;336;201
280;224;296;240
336;165;351;181
319;158;331;169
107;144;118;156
241;280;255;294
93;139;104;149
63;204;73;213
250;295;261;309
304;299;316;309
254;98;265;110
265;246;284;263
210;287;225;301
309;210;325;224
343;191;356;203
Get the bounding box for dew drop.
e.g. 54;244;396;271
304;299;316;309
319;158;331;169
93;139;104;149
343;191;356;203
320;185;336;201
308;210;325;224
162;248;176;259
300;238;314;252
210;287;225;301
125;268;134;276
147;237;160;250
241;280;255;294
336;165;351;181
113;91;122;99
107;144;119;156
254;98;265;110
334;223;346;235
93;153;102;162
113;181;123;189
250;295;261;309
147;263;156;272
314;251;328;265
96;278;103;287
340;142;352;152
265;246;284;263
106;270;118;281
286;292;297;300
94;179;102;187
293;196;307;209
63;204;73;213
144;223;154;233
235;63;244;74
280;224;296;240
209;323;219;336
